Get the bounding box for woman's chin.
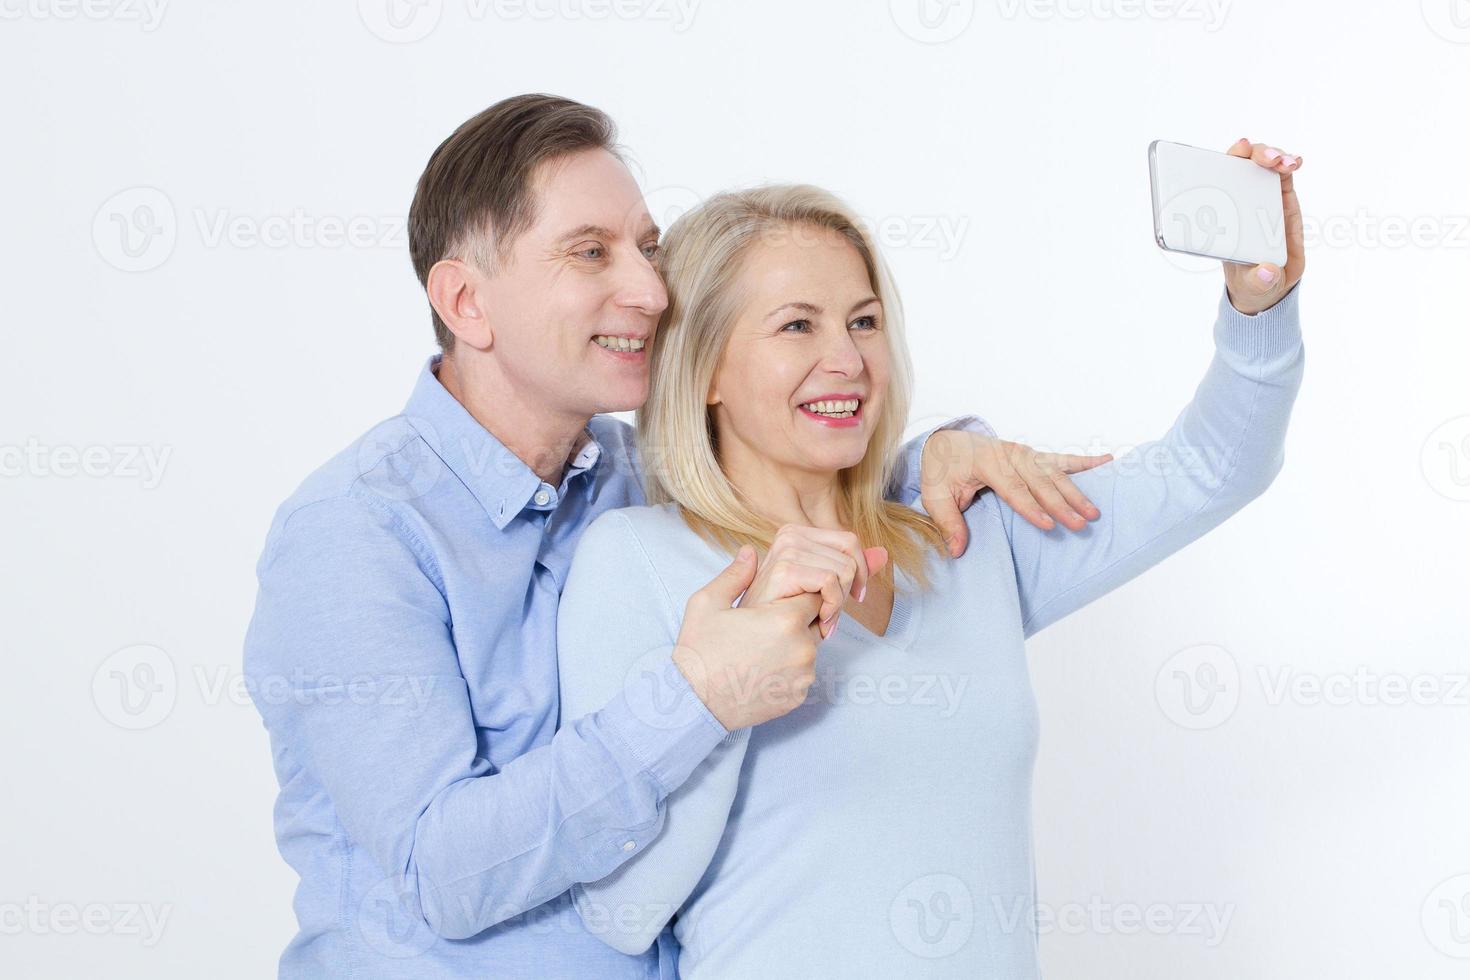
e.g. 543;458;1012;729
798;445;870;475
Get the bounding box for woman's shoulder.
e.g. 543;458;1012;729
577;502;732;598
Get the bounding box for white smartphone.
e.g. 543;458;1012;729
1149;139;1287;268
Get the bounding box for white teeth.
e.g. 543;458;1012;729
800;398;861;417
593;335;645;351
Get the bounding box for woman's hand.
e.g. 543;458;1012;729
921;431;1113;557
738;524;889;639
1222;138;1305;315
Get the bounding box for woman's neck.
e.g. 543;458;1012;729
719;440;849;532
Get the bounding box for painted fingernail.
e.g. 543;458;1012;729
1256;266;1276;283
858;585;867;603
1281;154;1297;167
1263;148;1281;161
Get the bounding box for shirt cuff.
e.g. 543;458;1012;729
928;414;998;441
1215;281;1303;364
600;651;730;797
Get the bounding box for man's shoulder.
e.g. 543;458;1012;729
261;414;437;556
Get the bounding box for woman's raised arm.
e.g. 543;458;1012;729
989;281;1305;638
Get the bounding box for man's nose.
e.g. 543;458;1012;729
615;249;668;316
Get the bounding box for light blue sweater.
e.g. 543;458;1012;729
556;284;1304;978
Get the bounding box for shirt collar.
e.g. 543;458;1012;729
402;355;602;530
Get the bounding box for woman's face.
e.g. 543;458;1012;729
707;224;891;478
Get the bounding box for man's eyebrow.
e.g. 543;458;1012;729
554;224;616;246
553;223;663;246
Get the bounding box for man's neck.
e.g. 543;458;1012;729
436;352;590;487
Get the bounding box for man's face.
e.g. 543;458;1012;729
472;148;667;420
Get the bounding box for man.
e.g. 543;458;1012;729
243;93;1106;979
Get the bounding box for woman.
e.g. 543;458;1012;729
557;142;1305;978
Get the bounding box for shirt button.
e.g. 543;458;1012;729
622;840;636;852
534;489;550;506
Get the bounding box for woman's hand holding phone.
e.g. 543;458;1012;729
1222;138;1305;315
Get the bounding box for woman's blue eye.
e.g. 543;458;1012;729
850;316;878;331
780;320;810;333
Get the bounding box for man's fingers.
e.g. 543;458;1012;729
1043;451;1113;475
1050;472;1100;522
923;484;970;558
1021;466;1086;529
708;545;758;608
773;590;824;631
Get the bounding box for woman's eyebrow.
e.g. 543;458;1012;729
765;301;822;319
764;296;881;319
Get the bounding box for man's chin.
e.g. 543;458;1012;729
588;383;648;416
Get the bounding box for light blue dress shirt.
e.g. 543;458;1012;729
242;354;970;979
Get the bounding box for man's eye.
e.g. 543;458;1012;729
641;242;662;260
576;245;605;260
850;316;878;331
780;320;810;333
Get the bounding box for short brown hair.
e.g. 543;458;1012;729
408;93;620;351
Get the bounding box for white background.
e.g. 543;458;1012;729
3;0;1467;976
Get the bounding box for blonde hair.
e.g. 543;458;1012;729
636;184;948;589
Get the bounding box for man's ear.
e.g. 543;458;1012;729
426;258;493;351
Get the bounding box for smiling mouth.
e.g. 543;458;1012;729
798;397;862;420
592;334;646;353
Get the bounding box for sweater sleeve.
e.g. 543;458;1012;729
989;283;1306;638
557;511;751;956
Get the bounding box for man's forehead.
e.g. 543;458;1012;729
529;151;657;240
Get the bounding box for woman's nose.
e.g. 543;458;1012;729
819;330;865;376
